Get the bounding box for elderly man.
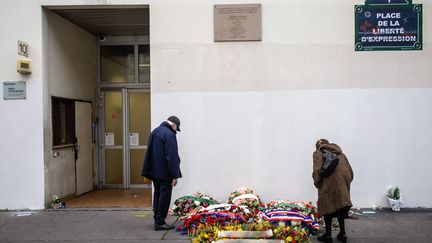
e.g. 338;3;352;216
141;116;182;231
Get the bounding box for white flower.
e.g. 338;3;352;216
238;187;248;194
291;220;300;226
194;201;201;206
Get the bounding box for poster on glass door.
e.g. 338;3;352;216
105;132;115;146
129;133;139;146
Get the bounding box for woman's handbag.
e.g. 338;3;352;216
320;150;339;177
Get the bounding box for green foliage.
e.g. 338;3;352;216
387;186;400;200
52;195;61;204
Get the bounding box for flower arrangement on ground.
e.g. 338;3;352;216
387;186;403;211
227;187;263;213
176;204;250;235
191;224;219;243
51;195;65;209
265;200;317;216
175;189;315;243
261;200;319;231
171;192;217;216
272;222;311;243
192;224;244;243
52;195;61;204
387;186;400;200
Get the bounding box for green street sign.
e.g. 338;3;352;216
355;0;422;51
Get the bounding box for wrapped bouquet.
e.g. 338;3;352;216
171;192;217;216
227;187;262;213
177;204;250;235
260;200;319;231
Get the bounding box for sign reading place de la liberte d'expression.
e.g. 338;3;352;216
355;0;422;51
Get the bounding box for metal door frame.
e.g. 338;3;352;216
127;89;150;189
97;36;150;189
99;88;150;189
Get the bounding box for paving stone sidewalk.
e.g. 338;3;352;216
0;209;431;242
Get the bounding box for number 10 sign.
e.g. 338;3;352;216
18;40;29;57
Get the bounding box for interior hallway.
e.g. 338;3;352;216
64;189;152;208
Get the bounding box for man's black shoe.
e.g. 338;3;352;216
154;223;175;231
336;233;347;243
317;233;333;243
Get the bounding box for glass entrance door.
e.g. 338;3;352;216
99;41;150;189
104;91;123;185
128;91;151;187
102;89;151;188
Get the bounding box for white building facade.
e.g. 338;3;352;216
0;0;431;210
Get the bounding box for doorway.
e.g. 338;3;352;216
98;39;151;190
46;7;151;208
101;89;151;188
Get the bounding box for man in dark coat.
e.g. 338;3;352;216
142;116;182;231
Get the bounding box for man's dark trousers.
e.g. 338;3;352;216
153;179;173;225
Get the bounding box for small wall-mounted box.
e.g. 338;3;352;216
17;60;31;74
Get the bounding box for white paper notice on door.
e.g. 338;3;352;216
129;133;139;146
105;132;115;146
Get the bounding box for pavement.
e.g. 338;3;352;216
0;208;431;243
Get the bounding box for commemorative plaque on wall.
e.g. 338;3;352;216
3;81;26;100
355;0;422;51
214;4;262;42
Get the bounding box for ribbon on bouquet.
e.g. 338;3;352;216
232;193;259;203
260;210;320;230
199;203;251;215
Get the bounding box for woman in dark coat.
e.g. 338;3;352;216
312;139;354;243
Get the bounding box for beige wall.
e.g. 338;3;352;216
0;0;45;210
45;11;97;100
1;0;430;209
149;1;432;208
151;1;431;93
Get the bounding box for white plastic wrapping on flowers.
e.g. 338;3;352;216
387;186;403;211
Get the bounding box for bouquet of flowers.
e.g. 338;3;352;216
171;192;217;216
387;186;400;200
272;223;312;243
177;204;249;235
192;224;220;243
192;218;311;243
261;200;319;231
249;219;272;231
387;186;403;211
227;187;262;213
51;195;65;209
52;195;61;204
174;189;315;243
265;200;318;218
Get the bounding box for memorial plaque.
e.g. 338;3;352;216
214;4;262;42
3;81;26;100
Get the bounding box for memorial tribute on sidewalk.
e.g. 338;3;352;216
171;187;318;243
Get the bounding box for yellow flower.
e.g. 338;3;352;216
285;226;290;231
273;229;278;233
286;236;293;242
204;234;209;239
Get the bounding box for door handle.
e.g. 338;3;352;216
74;143;79;160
